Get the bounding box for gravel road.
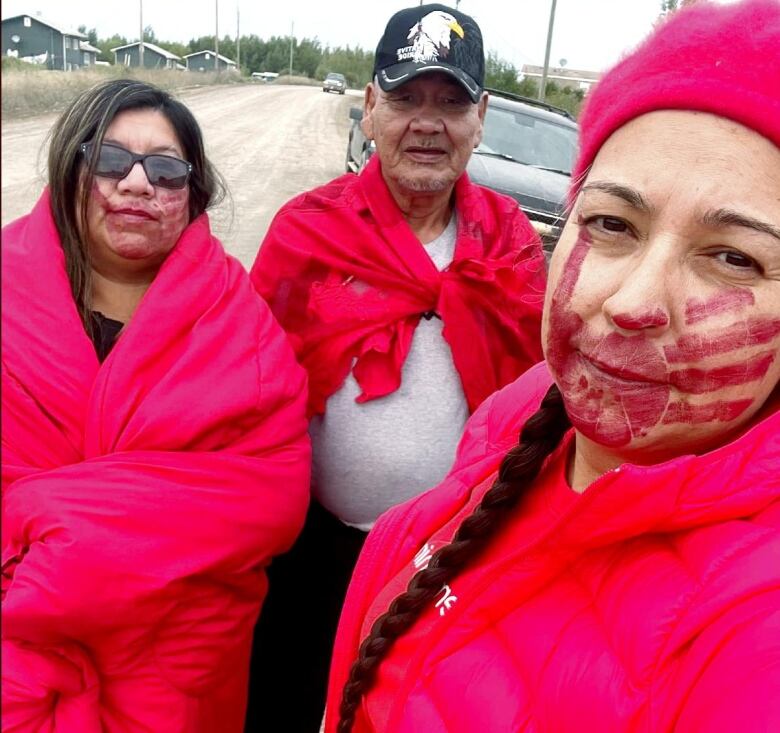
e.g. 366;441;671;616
1;84;361;268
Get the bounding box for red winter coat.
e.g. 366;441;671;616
1;192;311;732
251;156;546;417
326;363;780;732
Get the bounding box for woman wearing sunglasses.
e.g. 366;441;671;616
2;79;310;731
326;1;780;732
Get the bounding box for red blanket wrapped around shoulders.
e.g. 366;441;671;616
1;191;311;732
251;157;547;417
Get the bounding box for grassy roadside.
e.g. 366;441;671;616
1;62;318;120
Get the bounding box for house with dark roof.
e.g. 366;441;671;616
79;40;101;66
184;50;237;72
111;41;181;69
1;13;87;70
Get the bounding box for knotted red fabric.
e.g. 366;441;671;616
251;156;547;417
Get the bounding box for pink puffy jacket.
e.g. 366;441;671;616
2;192;311;732
326;363;780;732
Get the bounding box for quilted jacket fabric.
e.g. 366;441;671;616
1;192;311;732
326;362;780;732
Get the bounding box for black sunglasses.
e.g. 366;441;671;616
80;141;192;190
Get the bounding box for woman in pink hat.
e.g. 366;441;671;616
325;1;780;731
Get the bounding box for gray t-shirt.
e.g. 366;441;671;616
309;215;469;530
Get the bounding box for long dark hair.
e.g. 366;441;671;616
337;383;571;731
46;78;225;330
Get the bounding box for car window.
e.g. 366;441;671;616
477;106;577;174
327;73;345;81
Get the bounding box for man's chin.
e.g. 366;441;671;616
395;174;454;193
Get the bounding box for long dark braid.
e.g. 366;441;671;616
337;383;570;732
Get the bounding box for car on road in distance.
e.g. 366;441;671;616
323;72;347;94
252;71;279;83
345;89;578;253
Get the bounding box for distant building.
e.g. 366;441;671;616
111;41;181;69
184;50;237;72
521;64;601;92
79;40;101;67
1;13;87;70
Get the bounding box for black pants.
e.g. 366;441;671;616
245;501;368;732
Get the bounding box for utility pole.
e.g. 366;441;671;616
538;0;557;101
215;0;220;73
288;21;294;76
236;4;240;70
139;0;144;67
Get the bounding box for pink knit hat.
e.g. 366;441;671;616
571;0;780;197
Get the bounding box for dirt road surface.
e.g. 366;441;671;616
1;84;361;268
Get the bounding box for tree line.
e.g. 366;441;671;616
77;26;584;117
81;26;377;85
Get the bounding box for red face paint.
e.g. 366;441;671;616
150;188;190;254
546;230;590;362
662;398;753;425
547;229;670;446
612;308;669;330
664;318;780;363
684;288;754;325
88;179;189;261
578;331;668;383
547;226;778;444
669;351;775;393
156;188;190;218
573;329;671;444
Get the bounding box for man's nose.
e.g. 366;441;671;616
410;105;444;134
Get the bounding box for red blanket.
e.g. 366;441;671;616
251;157;546;416
1;191;310;732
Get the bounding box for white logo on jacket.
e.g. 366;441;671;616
435;584;458;616
414;542;435;570
412;542;459;616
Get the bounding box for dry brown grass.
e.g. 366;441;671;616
1;65;245;120
273;74;319;87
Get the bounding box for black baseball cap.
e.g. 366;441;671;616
372;4;485;103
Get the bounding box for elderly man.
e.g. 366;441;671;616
246;4;546;730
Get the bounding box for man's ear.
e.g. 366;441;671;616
477;91;488;122
473;91;488;148
361;82;377;140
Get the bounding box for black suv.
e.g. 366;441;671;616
345;89;577;251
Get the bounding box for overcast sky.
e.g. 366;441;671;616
2;0;737;72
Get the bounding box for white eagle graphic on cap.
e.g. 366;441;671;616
407;10;465;63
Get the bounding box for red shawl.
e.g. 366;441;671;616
250;156;546;417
